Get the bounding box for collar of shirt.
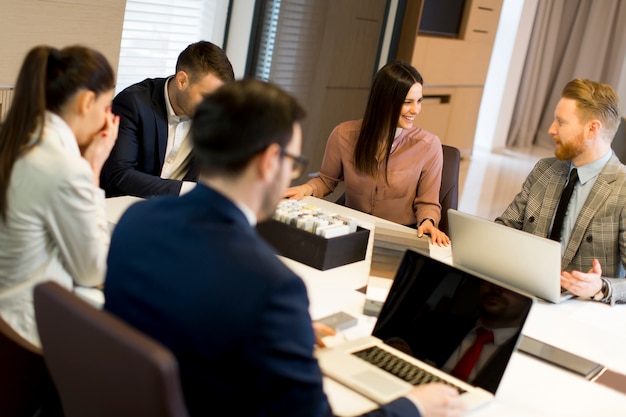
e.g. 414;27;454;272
164;77;191;124
389;128;407;155
573;150;612;185
37;111;81;157
198;183;258;226
236;202;258;226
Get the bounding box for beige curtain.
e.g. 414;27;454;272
507;0;626;148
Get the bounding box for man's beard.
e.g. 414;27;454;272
259;175;286;222
554;132;585;160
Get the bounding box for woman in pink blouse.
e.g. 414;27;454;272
284;61;449;246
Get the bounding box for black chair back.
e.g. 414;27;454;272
0;318;52;417
611;117;626;163
439;144;461;235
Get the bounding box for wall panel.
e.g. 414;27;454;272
0;0;126;85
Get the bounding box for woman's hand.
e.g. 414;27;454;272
283;184;313;200
418;221;450;246
82;108;119;186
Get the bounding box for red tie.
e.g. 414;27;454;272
451;327;494;381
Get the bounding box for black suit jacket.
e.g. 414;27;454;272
101;78;198;198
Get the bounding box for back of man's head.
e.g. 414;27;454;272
191;79;306;177
176;41;235;84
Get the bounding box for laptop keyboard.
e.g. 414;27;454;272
352;346;466;393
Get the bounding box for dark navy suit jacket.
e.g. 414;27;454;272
101;78;198;198
104;184;419;417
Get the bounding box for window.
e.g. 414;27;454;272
248;0;327;105
246;0;393;180
115;0;230;94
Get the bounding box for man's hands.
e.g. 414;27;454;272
561;258;604;298
406;383;466;417
312;321;336;347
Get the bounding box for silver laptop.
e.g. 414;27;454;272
448;209;574;303
315;248;534;411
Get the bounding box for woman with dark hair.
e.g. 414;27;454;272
284;61;449;245
0;45;119;347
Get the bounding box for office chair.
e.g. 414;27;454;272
0;317;54;417
611;117;626;164
438;144;461;235
33;281;189;417
334;144;461;234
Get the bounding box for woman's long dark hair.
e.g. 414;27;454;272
0;45;115;221
354;61;423;181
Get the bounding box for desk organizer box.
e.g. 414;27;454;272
257;219;370;270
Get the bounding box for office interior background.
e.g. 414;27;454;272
2;0;626;221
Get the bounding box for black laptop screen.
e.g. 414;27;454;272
372;249;533;393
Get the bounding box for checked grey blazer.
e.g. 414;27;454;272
496;153;626;305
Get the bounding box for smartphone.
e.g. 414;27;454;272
315;311;358;331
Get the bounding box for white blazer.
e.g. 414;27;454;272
0;111;109;346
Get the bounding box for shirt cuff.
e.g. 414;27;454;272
179;181;196;196
418;217;436;227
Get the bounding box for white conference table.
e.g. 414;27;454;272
275;198;626;416
106;195;626;416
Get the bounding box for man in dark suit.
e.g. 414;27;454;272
104;80;464;417
101;41;234;198
496;79;626;304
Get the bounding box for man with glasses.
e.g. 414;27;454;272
103;80;464;417
281;148;309;180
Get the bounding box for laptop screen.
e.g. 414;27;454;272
372;249;533;393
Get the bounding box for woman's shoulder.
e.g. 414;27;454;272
327;119;363;145
334;119;363;133
23;138;92;187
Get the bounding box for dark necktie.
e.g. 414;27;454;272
549;168;579;242
451;327;494;381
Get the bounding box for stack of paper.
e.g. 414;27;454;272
369;222;429;279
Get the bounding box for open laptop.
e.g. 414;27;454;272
447;209;574;304
315;248;534;411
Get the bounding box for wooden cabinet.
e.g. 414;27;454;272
398;0;504;154
418;86;485;152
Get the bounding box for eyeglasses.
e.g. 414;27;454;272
280;148;309;180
